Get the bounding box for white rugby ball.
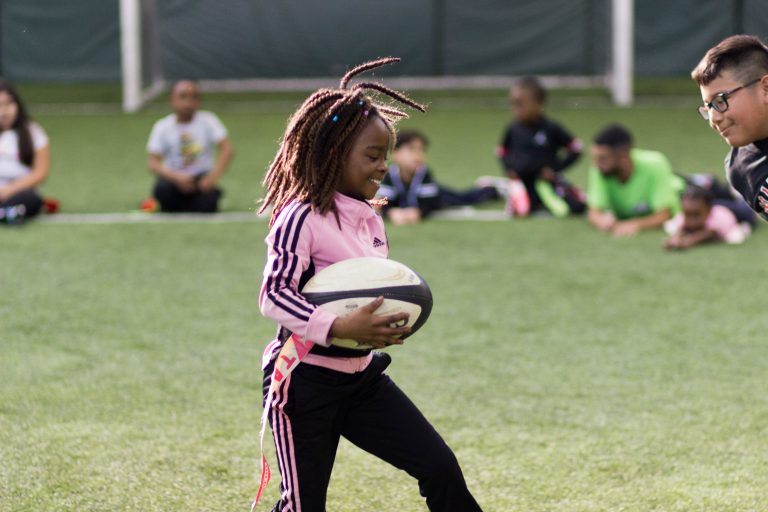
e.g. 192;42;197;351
301;257;432;350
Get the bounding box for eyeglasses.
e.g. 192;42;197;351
697;78;761;120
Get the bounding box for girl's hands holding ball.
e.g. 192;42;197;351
330;296;410;348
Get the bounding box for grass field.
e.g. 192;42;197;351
3;87;768;512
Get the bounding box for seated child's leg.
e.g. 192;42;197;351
437;185;498;208
189;188;222;213
534;180;569;218
475;176;510;197
153;178;187;212
555;178;587;215
0;189;43;221
342;357;483;512
519;175;542;211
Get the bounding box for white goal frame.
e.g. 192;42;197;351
120;0;164;112
611;0;634;106
120;0;633;112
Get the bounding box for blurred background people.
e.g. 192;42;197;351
0;79;52;225
145;80;233;213
495;76;585;218
587;123;684;237
664;186;751;250
377;129;498;225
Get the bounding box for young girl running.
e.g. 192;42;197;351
256;58;484;512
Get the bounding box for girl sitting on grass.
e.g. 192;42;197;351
0;80;55;225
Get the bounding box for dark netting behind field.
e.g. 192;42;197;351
1;0;767;82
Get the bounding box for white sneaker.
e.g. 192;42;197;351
475;176;510;198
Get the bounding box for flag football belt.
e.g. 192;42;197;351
251;334;314;510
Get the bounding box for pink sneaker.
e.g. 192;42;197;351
505;179;530;217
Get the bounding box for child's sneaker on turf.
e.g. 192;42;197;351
534;180;569;218
140;197;159;213
0;204;27;225
43;197;60;214
475;176;509;198
505;178;530;217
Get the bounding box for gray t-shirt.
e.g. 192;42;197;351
146;111;227;176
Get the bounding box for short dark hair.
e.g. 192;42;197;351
691;34;768;85
681;185;714;205
394;129;429;150
170;79;200;96
512;76;547;104
593;123;633;150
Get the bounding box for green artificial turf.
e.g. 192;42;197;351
3;87;767;511
3;219;768;512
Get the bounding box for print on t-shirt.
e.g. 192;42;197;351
180;132;203;168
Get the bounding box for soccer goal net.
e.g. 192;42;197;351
119;0;633;112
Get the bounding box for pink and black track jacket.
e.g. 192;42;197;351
259;192;388;370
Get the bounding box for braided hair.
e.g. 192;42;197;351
259;57;425;225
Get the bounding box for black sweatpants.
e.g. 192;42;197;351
714;198;757;227
437;185;499;208
153;175;222;213
0;188;43;223
263;352;483;512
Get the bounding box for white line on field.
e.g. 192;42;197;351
36;212;264;224
35;207;511;225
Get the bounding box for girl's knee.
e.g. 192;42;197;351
421;447;465;486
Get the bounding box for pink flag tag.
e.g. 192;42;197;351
252;334;314;509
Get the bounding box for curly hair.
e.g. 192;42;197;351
259;57;425;225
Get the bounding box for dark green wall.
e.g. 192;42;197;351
1;0;767;82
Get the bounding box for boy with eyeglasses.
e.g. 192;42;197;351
692;34;768;220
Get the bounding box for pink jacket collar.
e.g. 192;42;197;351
334;192;378;226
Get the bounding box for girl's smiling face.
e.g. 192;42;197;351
337;115;391;200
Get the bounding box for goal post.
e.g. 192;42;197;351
611;0;634;106
119;0;635;111
120;0;163;113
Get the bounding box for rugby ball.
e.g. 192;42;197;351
301;257;432;350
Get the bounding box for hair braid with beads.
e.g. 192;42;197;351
259;57;426;225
